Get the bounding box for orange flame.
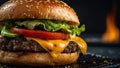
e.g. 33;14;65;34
102;2;119;43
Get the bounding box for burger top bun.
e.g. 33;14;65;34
0;0;80;26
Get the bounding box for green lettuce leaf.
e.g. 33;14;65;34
1;22;18;38
15;20;85;37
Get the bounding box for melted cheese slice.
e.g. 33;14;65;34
26;37;87;58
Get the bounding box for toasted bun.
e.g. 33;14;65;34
0;0;80;26
0;51;79;66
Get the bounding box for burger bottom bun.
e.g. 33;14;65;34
0;51;79;66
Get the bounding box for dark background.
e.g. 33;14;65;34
0;0;120;34
63;0;120;34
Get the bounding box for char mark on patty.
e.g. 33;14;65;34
0;36;79;53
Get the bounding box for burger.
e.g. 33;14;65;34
0;0;87;66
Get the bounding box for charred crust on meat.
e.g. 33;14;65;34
0;36;79;53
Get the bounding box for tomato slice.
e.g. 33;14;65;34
10;28;68;40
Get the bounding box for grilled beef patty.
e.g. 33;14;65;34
0;36;79;53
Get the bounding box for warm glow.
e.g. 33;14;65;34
102;3;119;43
